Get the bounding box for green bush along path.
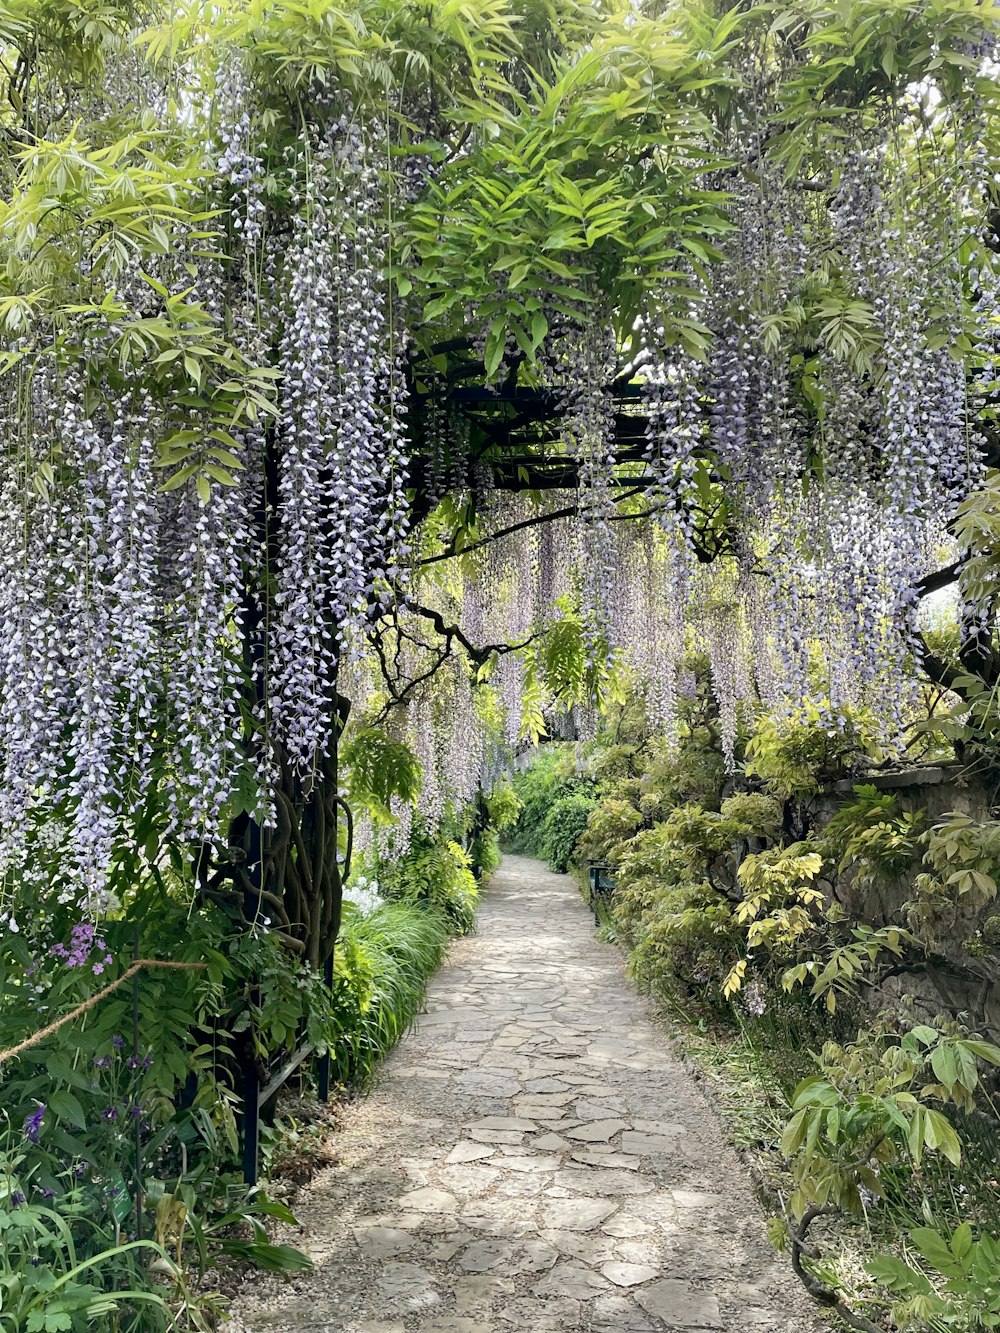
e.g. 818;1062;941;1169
225;857;823;1332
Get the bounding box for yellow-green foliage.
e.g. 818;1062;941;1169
590;743;645;786
723;844;826;998
613;796;791;981
909;813;1000;942
631;880;737;995
342;727;422;822
745;703;881;799
719;792;783;838
612;823;685;940
640;736;727;811
577;797;644;866
823;784;925;887
485;778;523;832
659;802;736;867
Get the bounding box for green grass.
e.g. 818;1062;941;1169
332;902;450;1086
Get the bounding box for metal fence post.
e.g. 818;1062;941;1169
240;1039;260;1187
318;953;334;1103
132;923;143;1239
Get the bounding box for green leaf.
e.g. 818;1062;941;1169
922;1109;962;1166
963;1039;1000;1067
48;1090;87;1130
910;1025;939;1047
951;1222;974;1263
911;1226;961;1274
219;1240;313;1272
930;1043;958;1093
483;325;505;379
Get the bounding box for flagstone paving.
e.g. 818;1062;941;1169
224;855;826;1332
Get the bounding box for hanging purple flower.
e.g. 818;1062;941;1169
24;1103;45;1143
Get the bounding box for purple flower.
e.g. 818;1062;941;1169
743;982;767;1018
94;1056;111;1069
11;1191;25;1206
128;1102;142;1119
24;1103;45;1143
112;1034;125;1049
102;1105;118;1121
41;1187;54;1199
73;1163;87;1178
50;922;104;970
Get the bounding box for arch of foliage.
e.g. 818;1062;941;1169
0;0;998;977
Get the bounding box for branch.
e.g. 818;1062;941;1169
917;559;962;598
369;605;548;723
788;1207;883;1333
418;486;648;568
337;795;354;882
915;632;969;697
404;603;547;668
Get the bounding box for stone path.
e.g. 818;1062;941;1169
226;856;826;1332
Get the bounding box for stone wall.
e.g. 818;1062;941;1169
810;766;1000;1039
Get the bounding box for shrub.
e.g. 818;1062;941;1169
612;823;686;940
485;778;523;833
823;784;925;887
659;801;737;871
577;797;644;866
745;703;881;799
640;734;727;810
590;743;645;785
909;812;1000;944
719;792;783;838
543;792;598;873
380;836;479;934
630;880;738;1001
507;745;592;856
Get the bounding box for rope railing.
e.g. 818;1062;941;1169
0;959;207;1066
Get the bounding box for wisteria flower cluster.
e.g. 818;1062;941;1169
49;922;115;975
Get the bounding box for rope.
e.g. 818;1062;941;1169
0;959;207;1066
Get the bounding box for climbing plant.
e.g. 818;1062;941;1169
0;0;997;1108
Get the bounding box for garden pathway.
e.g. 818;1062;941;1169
225;856;826;1333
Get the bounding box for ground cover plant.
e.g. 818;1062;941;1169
1;0;1000;1323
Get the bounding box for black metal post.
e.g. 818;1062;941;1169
241;1040;260;1187
132;923;142;1240
318;952;334;1103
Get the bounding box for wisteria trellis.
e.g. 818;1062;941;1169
0;0;998;941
